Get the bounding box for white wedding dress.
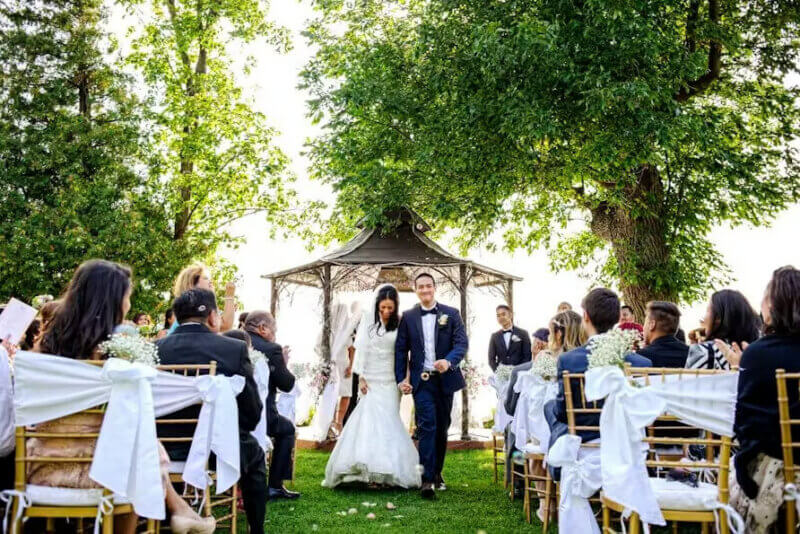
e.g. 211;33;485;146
322;309;422;488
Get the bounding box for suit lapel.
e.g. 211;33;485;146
434;308;443;355
496;331;508;358
415;305;424;351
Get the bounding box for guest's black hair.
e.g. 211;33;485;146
646;301;681;335
496;304;512;313
163;308;174;329
173;289;218;324
620;305;634;314
374;285;400;333
39;259;132;359
766;266;800;336
414;272;436;287
581;288;620;334
707;289;761;344
223;329;252;348
238;311;249;329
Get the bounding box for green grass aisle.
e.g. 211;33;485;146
262;448;545;533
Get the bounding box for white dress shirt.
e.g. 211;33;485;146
421;303;438;371
503;329;513;349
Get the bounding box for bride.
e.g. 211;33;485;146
322;284;422;488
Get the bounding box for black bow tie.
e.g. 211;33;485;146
503;329;513;334
421;308;438;316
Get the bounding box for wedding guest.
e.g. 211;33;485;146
617;321;644;351
488;305;532;371
34;260;215;534
244;310;300;501
155;308;175;340
731;266;800;533
688;327;705;345
156;289;264;532
557;301;572;313
238;311;249;329
531;328;549;357
638;301;689;368
133;312;151;326
545;288;651;453
685;289;760;370
619;304;635;323
171;263;237;332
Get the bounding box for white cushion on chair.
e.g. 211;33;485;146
649;478;718;511
523;442;543;455
25;485;130;506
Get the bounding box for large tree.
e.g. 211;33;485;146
304;0;800;316
0;0;191;312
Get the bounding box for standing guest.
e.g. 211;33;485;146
171;263;237;332
619;304;636;324
133;312;151;326
488;305;532;371
155;308;175;340
557;301;572;313
545;288;651;452
685;289;760;370
731;266;800;533
531;328;549;358
33;260;215;534
638;301;689;368
238;311;249;329
156;289;264;532
244;311;300;501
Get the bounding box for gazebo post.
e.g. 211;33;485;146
270;278;279;318
505;279;514;311
459;264;470;441
321;265;332;363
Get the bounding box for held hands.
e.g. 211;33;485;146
433;359;451;373
714;339;748;367
282;345;291;364
398;380;412;395
359;377;369;394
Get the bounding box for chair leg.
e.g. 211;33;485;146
102;510;113;534
628;512;641;534
672;521;678;534
231;484;238;533
602;502;610;534
46;518;56;534
510;467;515;501
543;476;552;533
523;461;531;523
788;502;797;534
701;522;710;534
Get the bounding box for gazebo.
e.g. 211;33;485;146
264;208;521;439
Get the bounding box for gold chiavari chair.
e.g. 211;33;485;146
155;363;237;533
520;446;555;530
491;431;505;486
603;367;736;534
775;369;800;534
561;371;602;512
11;359;156;534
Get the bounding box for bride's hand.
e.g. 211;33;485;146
359;377;369;394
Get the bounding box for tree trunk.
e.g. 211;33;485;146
589;165;677;321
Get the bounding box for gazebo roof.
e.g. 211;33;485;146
264;208;521;291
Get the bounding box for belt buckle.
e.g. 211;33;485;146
421;371;430;381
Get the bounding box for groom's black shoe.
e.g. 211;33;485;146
268;486;300;501
420;482;436;500
434;474;446;491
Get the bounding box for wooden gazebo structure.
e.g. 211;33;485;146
264;208;521;439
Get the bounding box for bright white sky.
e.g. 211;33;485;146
112;2;800;415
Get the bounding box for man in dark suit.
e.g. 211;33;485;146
638;301;690;368
156;289;266;533
544;288;651;471
488;305;532;371
395;272;468;499
244;310;300;501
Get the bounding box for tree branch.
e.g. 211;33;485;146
675;0;722;102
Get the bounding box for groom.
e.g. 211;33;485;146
395;272;468;499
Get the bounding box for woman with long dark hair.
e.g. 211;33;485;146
730;266;800;532
32;260;214;534
322;284;421;488
685;289;761;370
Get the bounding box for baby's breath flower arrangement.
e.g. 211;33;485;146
98;333;160;367
530;351;558;379
494;364;514;383
586;329;639;369
249;348;266;366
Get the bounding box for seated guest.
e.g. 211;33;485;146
488;304;532;371
557;301;572;313
686;289;760;370
638;301;689;368
33;260;214;534
531;328;549;358
545;288;651;452
156;289;264;533
244;311;300;501
731;266;800;533
171;263;237;332
619;304;636;324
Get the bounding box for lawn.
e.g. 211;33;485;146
262;448;543;533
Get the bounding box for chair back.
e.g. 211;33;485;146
561;371;601;448
154;362;217;448
775;369;800;533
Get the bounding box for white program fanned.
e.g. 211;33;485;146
0;297;37;343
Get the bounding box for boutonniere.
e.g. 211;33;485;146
438;314;449;327
511;334;521;343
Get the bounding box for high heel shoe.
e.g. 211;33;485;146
170;514;216;534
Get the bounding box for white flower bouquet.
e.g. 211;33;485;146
494;364;514;384
530;351;558;379
98;333;160;367
587;329;639;369
249;349;266;366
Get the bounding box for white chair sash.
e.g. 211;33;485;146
520;372;558;455
547;434;602;534
13;352;164;520
647;372;737;437
277;385;299;425
489;373;513;433
585;366;667;527
152;371;245;493
251;359;272;451
0;347;14;457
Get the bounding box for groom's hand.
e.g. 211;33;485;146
398;381;412;394
433;359;450;373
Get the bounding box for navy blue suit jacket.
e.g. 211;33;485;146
550;343;652;443
395;303;468;394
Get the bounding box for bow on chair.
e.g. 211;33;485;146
183;374;245;493
585;366;666;527
546;434;602;534
251;359;272;452
523;373;558;455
